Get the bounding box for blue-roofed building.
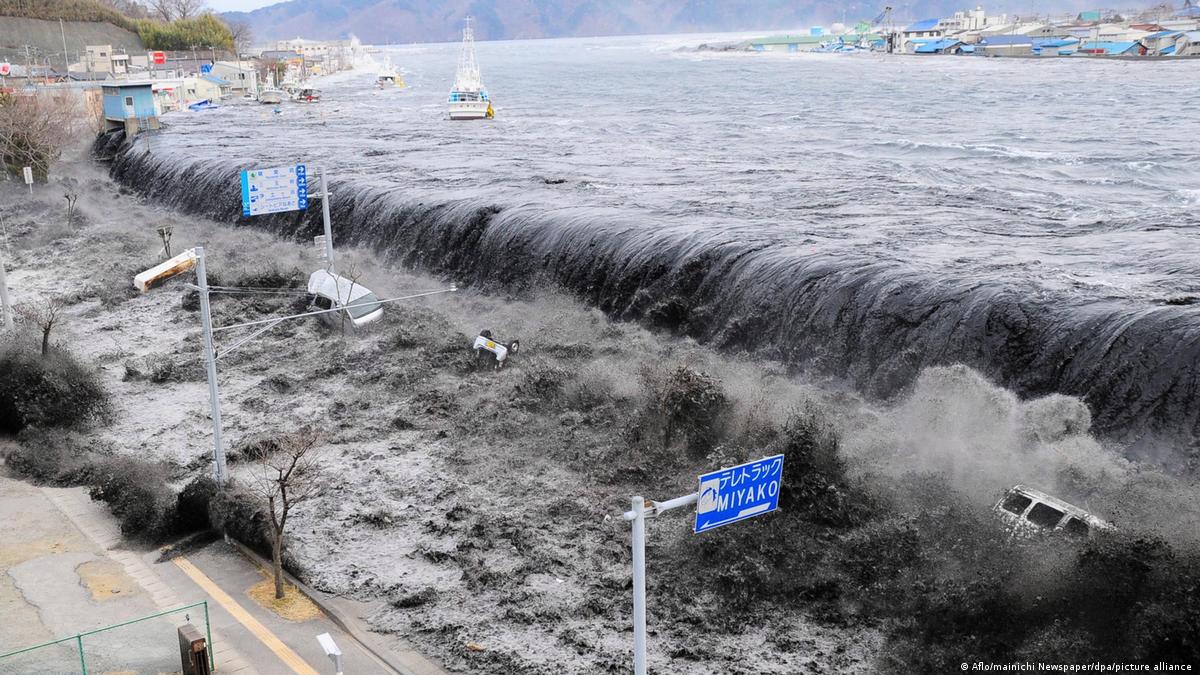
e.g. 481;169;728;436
1075;41;1141;55
100;82;159;135
901;18;944;53
1140;30;1183;54
196;74;232;101
914;39;966;54
1032;37;1080;55
1171;30;1200;55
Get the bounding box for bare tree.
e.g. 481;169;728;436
174;0;206;20
145;0;206;21
16;296;65;357
225;18;254;55
249;428;323;599
146;0;175;21
0;91;83;182
64;193;78;227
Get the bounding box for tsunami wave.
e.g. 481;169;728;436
97;133;1200;460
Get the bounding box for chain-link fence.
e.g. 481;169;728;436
0;601;213;674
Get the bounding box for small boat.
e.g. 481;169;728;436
258;89;283;104
448;17;493;120
295;87;321;103
187;99;219;111
377;57;403;87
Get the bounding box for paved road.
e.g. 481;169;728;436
0;467;448;675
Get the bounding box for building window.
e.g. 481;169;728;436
124;96;133;107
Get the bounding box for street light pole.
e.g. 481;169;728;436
195;246;228;484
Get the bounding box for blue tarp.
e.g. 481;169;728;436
905;18;940;32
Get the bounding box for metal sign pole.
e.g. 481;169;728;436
630;496;647;675
0;248;13;330
195;246;227;484
319;167;335;272
623;492;698;675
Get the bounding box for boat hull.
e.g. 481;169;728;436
448;101;490;120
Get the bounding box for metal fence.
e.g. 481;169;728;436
0;601;213;674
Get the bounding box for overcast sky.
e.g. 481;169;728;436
205;0;279;12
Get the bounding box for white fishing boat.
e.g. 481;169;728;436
258;71;284;104
448;17;493;120
377;57;402;87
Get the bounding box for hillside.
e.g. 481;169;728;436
0;16;144;66
224;0;1098;44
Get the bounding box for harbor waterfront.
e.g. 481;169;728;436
102;34;1200;456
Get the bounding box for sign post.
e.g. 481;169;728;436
22;166;32;194
621;454;785;674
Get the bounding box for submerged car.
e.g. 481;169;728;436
307;270;383;329
993;485;1112;538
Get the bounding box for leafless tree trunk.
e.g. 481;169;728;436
225;19;254;55
249;427;323;599
174;0;207;20
0;91;82;182
15;296;65;357
64;193;78;227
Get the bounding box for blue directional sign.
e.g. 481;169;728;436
694;454;784;533
240;164;308;217
200;63;213;74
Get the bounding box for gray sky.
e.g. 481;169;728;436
206;0;278;11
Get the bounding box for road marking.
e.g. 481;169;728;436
173;557;319;675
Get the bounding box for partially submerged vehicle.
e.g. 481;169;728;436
994;485;1112;538
473;330;518;369
307;270;383;329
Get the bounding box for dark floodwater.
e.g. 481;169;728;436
105;34;1200;452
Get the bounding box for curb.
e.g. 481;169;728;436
224;537;450;675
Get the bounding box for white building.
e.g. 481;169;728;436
209;61;258;96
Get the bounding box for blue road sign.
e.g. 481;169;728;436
240;164;308;217
201;63;213;74
694;454;784;533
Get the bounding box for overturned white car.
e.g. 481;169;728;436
994;485;1113;538
307;270;384;329
473;330;519;369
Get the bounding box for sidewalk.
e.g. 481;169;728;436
1;469;449;675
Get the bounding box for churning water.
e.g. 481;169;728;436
101;34;1200;453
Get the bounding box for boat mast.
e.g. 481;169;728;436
455;16;482;91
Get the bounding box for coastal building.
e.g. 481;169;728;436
901;19;943;52
1033;38;1080;55
975;34;1035;56
913;39;967;54
101;82;158;135
1076;41;1141;55
196;75;232;101
209;61;258;96
744;34;827;52
1172;30;1200;54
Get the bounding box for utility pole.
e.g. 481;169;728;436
318;167;335;271
59;19;69;75
195;246;228;484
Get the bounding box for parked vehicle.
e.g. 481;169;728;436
993;485;1112;538
307;270;383;329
